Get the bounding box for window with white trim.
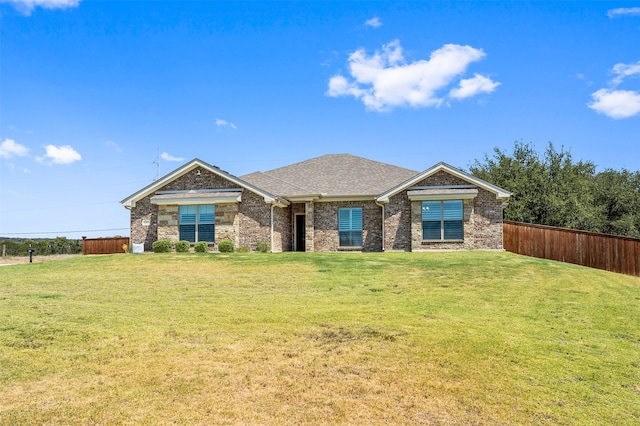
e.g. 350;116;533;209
179;205;215;243
422;200;463;241
338;208;362;247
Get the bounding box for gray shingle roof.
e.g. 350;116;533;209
240;154;419;197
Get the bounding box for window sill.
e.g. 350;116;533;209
422;240;464;244
338;246;363;251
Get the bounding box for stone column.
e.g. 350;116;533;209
305;201;314;252
410;200;422;252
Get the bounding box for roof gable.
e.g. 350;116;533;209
120;158;285;208
376;162;512;202
240;154;418;198
121;157;510;208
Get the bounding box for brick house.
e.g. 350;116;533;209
120;154;511;252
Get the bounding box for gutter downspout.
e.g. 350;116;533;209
375;201;386;252
500;199;509;251
270;204;274;253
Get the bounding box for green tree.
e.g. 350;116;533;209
542;144;597;230
469;141;597;230
592;169;640;238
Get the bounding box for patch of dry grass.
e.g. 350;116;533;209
0;252;638;424
0;254;80;265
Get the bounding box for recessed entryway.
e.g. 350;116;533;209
295;214;305;252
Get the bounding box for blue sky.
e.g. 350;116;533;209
1;1;639;238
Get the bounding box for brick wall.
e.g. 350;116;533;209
305;202;315;252
157;205;179;241
467;189;505;249
129;166;282;252
130;196;157;251
313;201;382;252
272;205;291;252
237;190;271;251
385;192;412;251
162;168;238;191
215;203;240;244
384;171;505;251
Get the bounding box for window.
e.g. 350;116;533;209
179;205;215;243
422;200;463;241
339;208;363;247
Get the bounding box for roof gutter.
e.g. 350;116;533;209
284;194;322;202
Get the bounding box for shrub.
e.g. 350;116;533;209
255;241;270;253
0;238;83;256
175;240;190;253
194;241;209;253
152;240;172;253
236;245;250;253
218;239;234;253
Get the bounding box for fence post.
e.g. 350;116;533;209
82;236;87;255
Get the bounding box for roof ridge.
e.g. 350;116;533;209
260;153;418;174
261;153;349;171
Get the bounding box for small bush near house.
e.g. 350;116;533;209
194;241;209;253
152;240;172;253
236;246;250;253
255;241;270;253
175;240;190;253
218;240;234;253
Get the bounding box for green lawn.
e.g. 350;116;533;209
1;252;638;425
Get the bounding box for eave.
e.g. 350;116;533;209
284;194;378;203
150;189;243;205
377;162;512;203
120;158;289;208
407;186;479;201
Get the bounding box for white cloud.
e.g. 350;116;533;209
105;140;122;152
0;138;29;159
40;145;82;164
160;152;184;162
588;89;640;119
611;61;640;85
449;73;500;99
607;7;640;18
2;0;80;15
365;17;382;28
215;118;237;130
588;60;640;119
574;73;594;86
326;40;499;111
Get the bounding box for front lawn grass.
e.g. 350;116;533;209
1;251;638;424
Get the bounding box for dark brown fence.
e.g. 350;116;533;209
503;221;640;277
82;236;130;255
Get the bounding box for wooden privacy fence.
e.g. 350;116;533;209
503;221;640;277
82;236;130;255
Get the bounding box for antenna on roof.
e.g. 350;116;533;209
152;147;159;181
